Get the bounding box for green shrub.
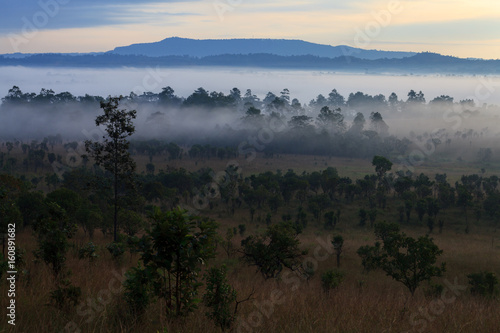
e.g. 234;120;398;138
467;271;499;297
78;242;99;262
124;264;152;317
321;269;345;295
203;265;237;331
49;278;81;310
106;242;125;262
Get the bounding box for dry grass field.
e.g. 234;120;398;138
1;202;499;333
1;147;499;333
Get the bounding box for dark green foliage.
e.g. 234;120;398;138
324;211;336;229
415;199;427;223
49;277;81;310
78;242;99;262
241;221;304;280
118;209;144;236
33;202;77;278
76;205;102;239
133;207;218;317
467;272;499;297
357;222;446;295
238;224;246;236
372;155;392;179
106;241;125;262
124;264;152;317
203;265;237;331
17;190;45;227
357;242;383;273
424;282;444;299
321;269;345;295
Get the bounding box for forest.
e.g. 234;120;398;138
0;84;499;332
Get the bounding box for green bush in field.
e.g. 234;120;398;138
78;242;99;262
467;271;499;297
106;241;125;262
124;264;152;317
203;265;237;331
321;269;345;295
128;207;218;317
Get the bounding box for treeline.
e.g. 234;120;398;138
0;84;482;112
1;85;497;160
4;156;498;238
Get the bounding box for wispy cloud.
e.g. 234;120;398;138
0;0;200;32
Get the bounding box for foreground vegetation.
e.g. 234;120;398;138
1;96;499;333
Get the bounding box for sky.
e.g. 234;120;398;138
0;0;499;59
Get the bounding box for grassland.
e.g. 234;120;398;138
1;148;499;333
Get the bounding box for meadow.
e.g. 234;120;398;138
1;146;499;333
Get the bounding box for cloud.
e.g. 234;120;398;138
380;18;500;43
0;0;199;32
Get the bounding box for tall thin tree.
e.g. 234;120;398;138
84;96;136;241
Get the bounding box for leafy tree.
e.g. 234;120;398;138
415;199;427;223
321;269;345;295
241;221;304;280
202;265;252;331
119;209;144;236
84;96;137;241
372;155;393;180
33;201;77;279
133;207;218;317
17;190;45;227
124;264;152;317
357;222;446;296
349;112;365;134
317;106;345;133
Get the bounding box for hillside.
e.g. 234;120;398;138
108;37;416;60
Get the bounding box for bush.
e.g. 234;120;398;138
424;282;444;299
203;265;237;331
78;242;99;262
124;265;152;317
467;271;499;297
49;278;81;310
106;242;125;262
238;224;246;236
321;269;345;295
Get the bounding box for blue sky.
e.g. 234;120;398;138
1;0;499;59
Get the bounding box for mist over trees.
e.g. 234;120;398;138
1;84;499;162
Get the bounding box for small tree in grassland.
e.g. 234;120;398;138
203;265;254;332
241;221;305;280
126;207;218;317
357;221;446;296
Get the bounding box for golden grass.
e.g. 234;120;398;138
1;210;499;333
1;146;499;332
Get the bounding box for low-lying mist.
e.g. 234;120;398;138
1;82;500;165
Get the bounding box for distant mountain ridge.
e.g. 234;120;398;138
1;52;499;75
1;37;499;75
108;37;416;60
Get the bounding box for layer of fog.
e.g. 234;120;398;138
1;65;500;164
1;66;500;105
